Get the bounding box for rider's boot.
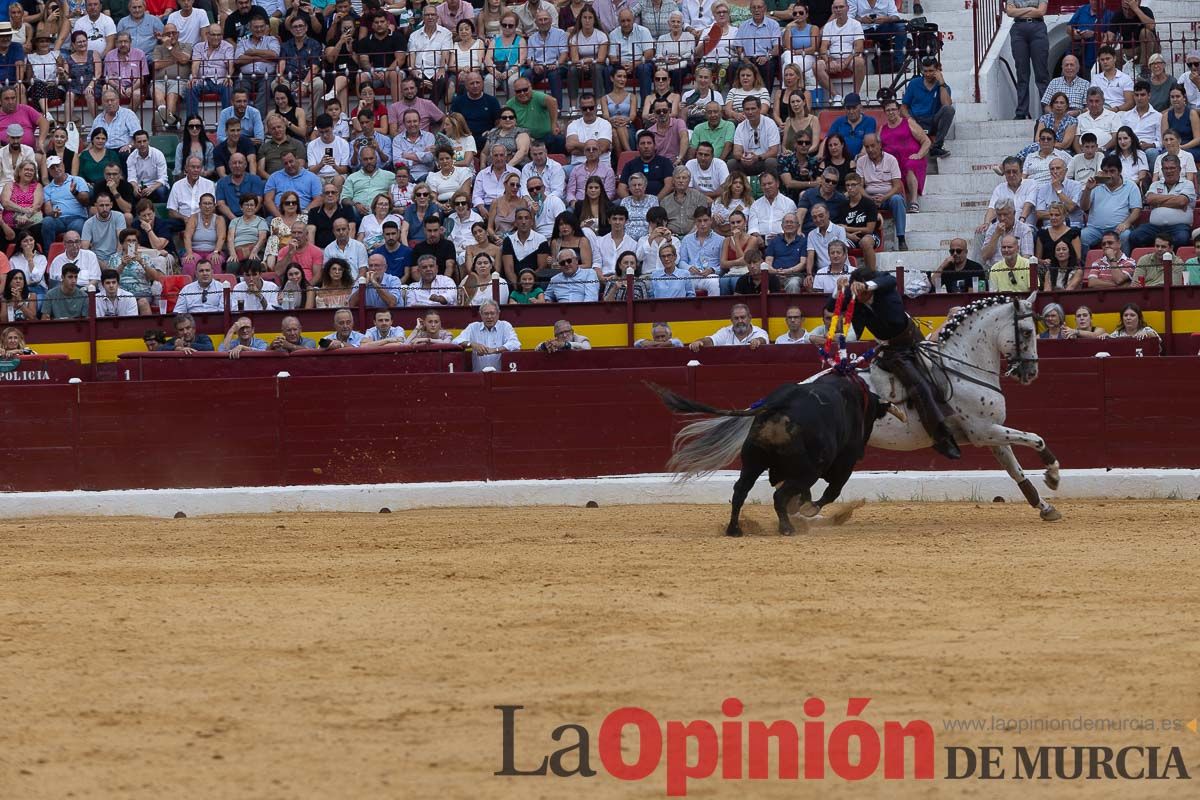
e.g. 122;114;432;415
932;425;962;460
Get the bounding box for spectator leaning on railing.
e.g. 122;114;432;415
454;299;521;371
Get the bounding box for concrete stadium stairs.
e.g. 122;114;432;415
874;5;1026;274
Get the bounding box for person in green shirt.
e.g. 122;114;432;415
687;102;736;160
1182;228;1200;285
340;145;395;218
506;77;565;154
510;269;547;304
45;264;88;319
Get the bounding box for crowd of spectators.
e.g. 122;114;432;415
0;0;1193;360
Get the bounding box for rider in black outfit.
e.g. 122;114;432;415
838;265;962;460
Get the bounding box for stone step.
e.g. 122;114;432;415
953;120;1039;140
903;209;982;232
945;137;1035;157
945;103;992;124
917;193;998;214
933;154;1011;175
924;172;1007;194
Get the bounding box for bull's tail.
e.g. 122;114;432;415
650;384;761;418
649;385;761;481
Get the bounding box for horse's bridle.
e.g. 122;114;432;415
1006;298;1040;380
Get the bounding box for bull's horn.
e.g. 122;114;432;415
887;403;907;422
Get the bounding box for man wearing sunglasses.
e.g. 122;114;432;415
731;95;780;176
173;261;227;315
545;250;598;303
1184;51;1200;110
506;77;565;153
796;167;848;235
933;239;985;293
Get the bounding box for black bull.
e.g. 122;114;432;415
655;375;902;537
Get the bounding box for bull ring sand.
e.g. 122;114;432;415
2;501;1198;799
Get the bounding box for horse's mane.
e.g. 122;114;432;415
936;295;1018;345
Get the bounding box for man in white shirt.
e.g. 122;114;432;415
173;261;228;314
816;0;866;101
810;240;853;295
73;0;116;54
306;113;352;190
731;96;780;176
526;176;566;238
594;206;638;276
1089;45;1133;111
408;6;454;100
231;261;280;311
1075;87;1120;152
1129;154;1196;249
979;156;1036;233
126;130;170;202
166;0;208;45
636;208;682;275
405;255;458;306
1121;80;1162;162
519;140;566;200
775;306;811;344
852;0;905;73
323;218;369;277
96;269;140;317
685;141;730;199
748;172;797;240
48;233;101;287
453;299;521;371
564;95;613;166
688;303;769;350
166;155;216;232
804;203;848;274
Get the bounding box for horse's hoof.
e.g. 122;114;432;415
1044;472;1061;491
779;527;795;536
1040;505;1062;522
791;500;820;518
725;527;744;537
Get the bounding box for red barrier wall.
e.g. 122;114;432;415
1;357;1197;492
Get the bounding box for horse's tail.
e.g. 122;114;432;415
649;384;761;481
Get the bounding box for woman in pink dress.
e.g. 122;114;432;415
880;98;932;213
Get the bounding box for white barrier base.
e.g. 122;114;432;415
1;469;1199;518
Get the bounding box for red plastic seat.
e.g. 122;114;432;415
47;242;64;263
159;275;190;313
616;150;638;176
